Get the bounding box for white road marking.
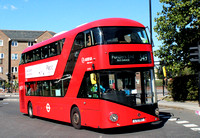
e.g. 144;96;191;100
173;119;200;133
168;118;178;121
190;128;200;131
176;121;189;124
183;124;198;128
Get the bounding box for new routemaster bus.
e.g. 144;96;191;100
18;18;159;129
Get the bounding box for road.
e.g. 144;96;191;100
0;101;200;138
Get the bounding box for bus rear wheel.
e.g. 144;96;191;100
28;102;33;118
71;107;81;129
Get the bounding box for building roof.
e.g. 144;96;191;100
0;30;56;41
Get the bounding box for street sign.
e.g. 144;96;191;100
189;42;200;64
189;42;200;106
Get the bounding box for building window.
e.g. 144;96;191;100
0;40;3;46
12;54;18;60
0;53;4;59
28;42;34;47
0;67;3;73
11;41;18;47
12;67;18;73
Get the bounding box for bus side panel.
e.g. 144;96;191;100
18;65;27;114
19;89;26;113
28;97;70;123
75;99;100;128
99;100;159;129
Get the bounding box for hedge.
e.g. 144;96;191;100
167;75;198;101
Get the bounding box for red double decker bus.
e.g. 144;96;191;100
18;18;159;129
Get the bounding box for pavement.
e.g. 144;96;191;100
157;94;200;111
0;92;200;116
0;92;19;102
157;94;200;117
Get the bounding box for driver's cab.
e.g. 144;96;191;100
78;68;156;107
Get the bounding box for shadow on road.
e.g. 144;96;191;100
23;111;172;134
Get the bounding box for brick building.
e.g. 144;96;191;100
0;30;55;86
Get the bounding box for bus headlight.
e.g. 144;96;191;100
155;108;159;116
109;113;118;122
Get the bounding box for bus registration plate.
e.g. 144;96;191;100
132;118;145;123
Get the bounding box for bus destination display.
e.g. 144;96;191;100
109;52;151;65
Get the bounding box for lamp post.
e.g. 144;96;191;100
149;0;152;45
8;40;12;93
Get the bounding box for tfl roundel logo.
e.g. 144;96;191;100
46;103;51;113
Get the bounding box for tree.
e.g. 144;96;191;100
154;0;200;76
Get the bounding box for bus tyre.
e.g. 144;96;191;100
28;102;33;118
71;107;81;129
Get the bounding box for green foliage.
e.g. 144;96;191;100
155;79;163;87
187;78;198;100
155;67;164;79
167;75;198;101
12;81;19;92
154;0;200;76
5;82;10;90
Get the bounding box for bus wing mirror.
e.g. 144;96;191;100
90;73;97;85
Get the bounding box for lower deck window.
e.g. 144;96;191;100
25;79;69;97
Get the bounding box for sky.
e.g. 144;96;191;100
0;0;163;60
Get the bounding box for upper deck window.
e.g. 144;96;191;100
19;38;65;65
101;27;149;44
91;27;149;45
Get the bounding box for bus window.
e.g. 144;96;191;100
26;51;33;63
101;27;149;44
91;28;102;45
99;69;154;106
49;42;57;57
58;39;65;54
25;79;68;97
51;80;63;96
41;45;49;59
22;38;65;63
86;32;92;47
19;53;25;64
73;33;84;50
78;69;155;105
42;81;50;96
61;39;65;48
78;72;100;99
35;81;43;96
26;82;31;96
63;34;83;75
26;82;37;96
33;48;41;61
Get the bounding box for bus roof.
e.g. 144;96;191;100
22;18;145;53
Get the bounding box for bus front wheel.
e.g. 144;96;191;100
71;107;81;129
28;102;33;118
